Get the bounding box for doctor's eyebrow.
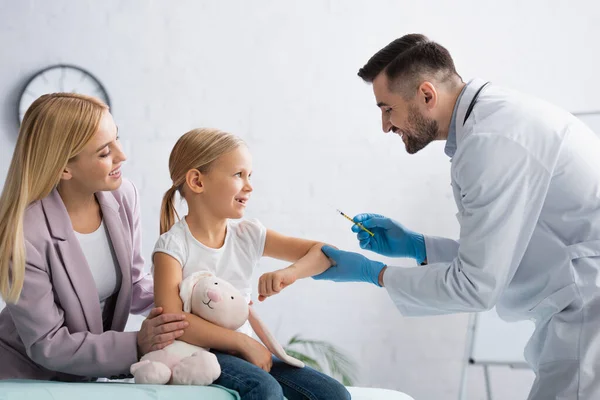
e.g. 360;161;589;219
376;102;389;108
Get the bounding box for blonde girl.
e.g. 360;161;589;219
154;128;350;400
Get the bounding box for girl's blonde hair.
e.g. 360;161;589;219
160;128;244;235
0;93;108;303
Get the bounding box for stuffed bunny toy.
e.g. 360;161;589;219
130;271;304;385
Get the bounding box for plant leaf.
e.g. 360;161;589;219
284;335;358;385
286;334;303;347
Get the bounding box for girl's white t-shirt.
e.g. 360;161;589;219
152;217;267;335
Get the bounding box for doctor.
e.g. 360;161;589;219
315;34;600;399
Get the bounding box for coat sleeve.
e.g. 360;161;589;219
423;235;460;264
128;181;154;315
383;134;551;316
7;240;139;377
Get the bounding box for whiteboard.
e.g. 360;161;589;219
469;308;534;365
468;111;600;367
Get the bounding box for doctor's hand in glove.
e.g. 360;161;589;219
313;245;387;287
352;213;427;264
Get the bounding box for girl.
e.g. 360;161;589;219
154;128;351;399
0;93;186;381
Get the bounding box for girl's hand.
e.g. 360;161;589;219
238;335;273;372
257;267;298;301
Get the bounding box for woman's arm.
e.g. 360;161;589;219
258;229;333;301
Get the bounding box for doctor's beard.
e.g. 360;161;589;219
404;105;439;154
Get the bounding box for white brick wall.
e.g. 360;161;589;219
1;1;600;398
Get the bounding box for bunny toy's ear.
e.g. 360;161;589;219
179;271;214;313
248;307;305;368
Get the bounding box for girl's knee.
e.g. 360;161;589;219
317;379;351;400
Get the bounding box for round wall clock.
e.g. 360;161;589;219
18;64;111;123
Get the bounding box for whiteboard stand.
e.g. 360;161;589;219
458;310;533;400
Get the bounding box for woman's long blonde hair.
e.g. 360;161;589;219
160;128;244;235
0;93;108;303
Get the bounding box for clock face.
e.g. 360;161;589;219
18;65;111;123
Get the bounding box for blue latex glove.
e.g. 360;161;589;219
352;213;427;264
313;245;386;287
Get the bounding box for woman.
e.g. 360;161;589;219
0;93;187;381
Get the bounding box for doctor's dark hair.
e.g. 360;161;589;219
358;33;462;98
0;93;107;304
160;128;245;235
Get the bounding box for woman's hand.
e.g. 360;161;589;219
136;307;188;356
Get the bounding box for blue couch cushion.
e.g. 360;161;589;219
0;380;241;400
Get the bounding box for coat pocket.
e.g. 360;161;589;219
527;283;579;325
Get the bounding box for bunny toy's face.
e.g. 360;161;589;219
189;276;249;330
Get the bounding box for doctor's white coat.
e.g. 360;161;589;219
384;79;600;400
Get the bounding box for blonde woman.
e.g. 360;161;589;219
0;93;187;381
153;129;350;399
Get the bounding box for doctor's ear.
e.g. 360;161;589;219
185;169;204;194
419;82;438;109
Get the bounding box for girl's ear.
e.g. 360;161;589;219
185;169;204;194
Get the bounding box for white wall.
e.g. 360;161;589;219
1;1;600;398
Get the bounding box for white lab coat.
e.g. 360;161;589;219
383;79;600;399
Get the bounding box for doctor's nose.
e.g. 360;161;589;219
382;112;393;133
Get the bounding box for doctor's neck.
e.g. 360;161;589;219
435;80;466;141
